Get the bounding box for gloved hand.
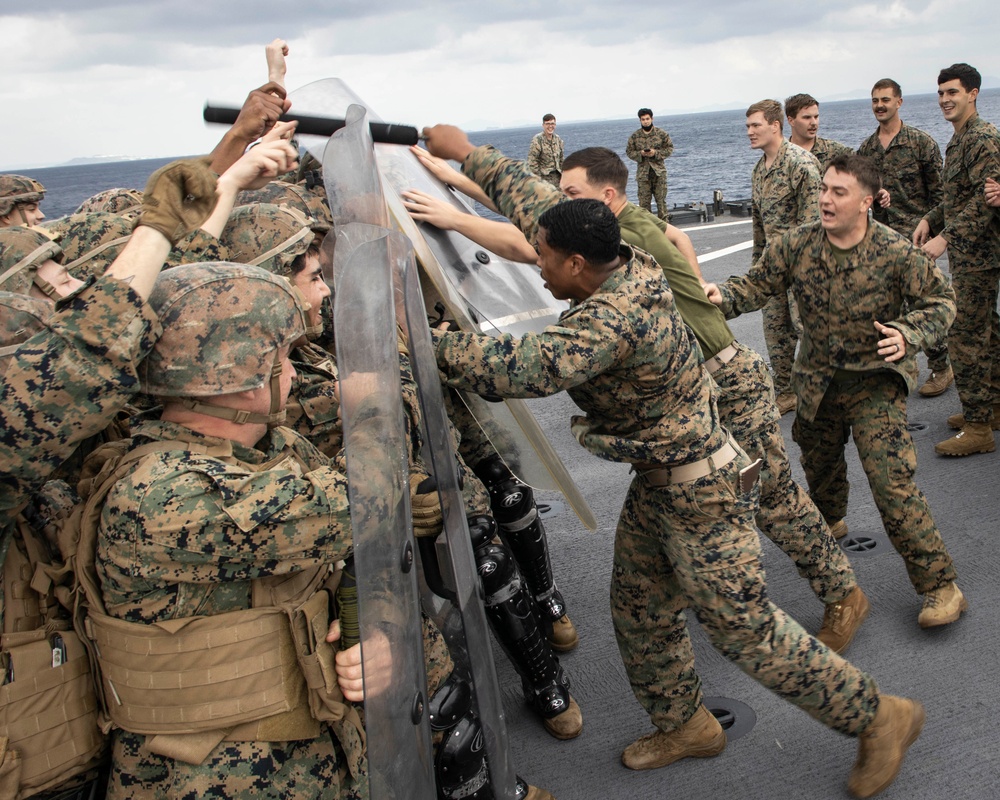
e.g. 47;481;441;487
135;157;218;244
410;471;442;538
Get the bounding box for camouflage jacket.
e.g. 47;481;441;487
858;122;943;238
626;127;674;173
924;113;1000;271
433;244;726;467
809;136;854;174
527;132;564;178
718;220;957;422
0;276;160;519
752;141;821;261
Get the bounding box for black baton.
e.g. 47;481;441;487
203;104;420;145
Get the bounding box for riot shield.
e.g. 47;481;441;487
398;253;517;800
291;78;596;529
335;233;435;799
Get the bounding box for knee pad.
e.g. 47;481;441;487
435;710;491;800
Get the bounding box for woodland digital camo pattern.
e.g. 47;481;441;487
44;211;133;282
162;228;233;269
527;132;564;187
950;269;1000;422
74;188;144;219
718;219;957;422
858;123;943;237
139;263;307;398
220;204;315;275
433;247;880;738
0;276;159;519
626;126;674;216
792;372;958;594
0;226;62;295
809;136;854;174
238;181;333;233
0;175;45;217
752;140;821;394
0;292;50;369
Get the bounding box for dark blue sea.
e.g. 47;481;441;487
21;89;1000;220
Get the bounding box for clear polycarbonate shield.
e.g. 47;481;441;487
398;253;517;800
335;232;435;800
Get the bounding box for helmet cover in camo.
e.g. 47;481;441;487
44;211;132;281
238;181;333;234
220;203;315;276
141;262;308;397
0;175;46;218
0;226;64;295
74;187;144;219
0;291;51;374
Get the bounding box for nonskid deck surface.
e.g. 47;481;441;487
500;223;996;800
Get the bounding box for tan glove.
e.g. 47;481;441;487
135;157;218;244
410;471;442;538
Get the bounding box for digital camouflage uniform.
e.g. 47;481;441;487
74;188;144;221
527;132;564;189
809;137;854;174
432;243;880;737
859;123;949;372
718;220;959;596
626;126;673;219
752;140;821;395
923;113;1000;423
44;211;133;282
462;144;854;605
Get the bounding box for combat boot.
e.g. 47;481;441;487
539;693;583;740
621;704;726;770
775;392;796;415
828;519;848;540
947;404;1000;430
817;586;870;653
848;695;925;798
934;422;995;456
917;582;968;628
523;787;555;800
917;366;953;397
548;615;579;653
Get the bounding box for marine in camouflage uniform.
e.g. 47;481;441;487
429;198;897;777
527;126;564;189
920;94;1000;439
752;140;821;398
714;161;961;620
859;93;950;383
0;175;46;228
74;188;144;221
809;137;855;174
464;144;859;632
44;211;134;282
626;120;673;219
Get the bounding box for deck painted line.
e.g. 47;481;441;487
684;219;754;232
699;240;754;262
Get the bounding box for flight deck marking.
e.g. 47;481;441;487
699;240;754;262
685;219;753;232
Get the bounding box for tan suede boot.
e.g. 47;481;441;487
775;393;796;415
548;615;579;653
524;786;555;800
934;422;996;456
828;519;849;540
542;695;583;740
621;704;726;770
848;695;925;798
917;582;968;628
817;585;870;653
918;366;954;397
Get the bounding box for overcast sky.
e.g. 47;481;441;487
3;0;997;168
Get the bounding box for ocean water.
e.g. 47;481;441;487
21;88;1000;219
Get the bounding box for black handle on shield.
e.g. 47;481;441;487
203;104;420;145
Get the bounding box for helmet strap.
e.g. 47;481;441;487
178;352;287;427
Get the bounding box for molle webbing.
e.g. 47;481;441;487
87;607;313;737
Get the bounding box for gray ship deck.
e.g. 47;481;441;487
497;215;1000;800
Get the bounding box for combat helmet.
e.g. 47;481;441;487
0;292;50;375
220;203;315;276
141;262;308;426
44;212;132;281
0;226;64;298
0;175;46;221
74;187;144;220
238;181;333;234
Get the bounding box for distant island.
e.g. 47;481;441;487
61;155;154;166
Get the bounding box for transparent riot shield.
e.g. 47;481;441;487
397;253;517;800
290;78;596;529
335;233;435;799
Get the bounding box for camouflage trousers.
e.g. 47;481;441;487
636;165;668;219
610;453;879;737
760;291;800;395
792;371;957;595
711;343;855;604
949;267;1000;422
107;729;367;800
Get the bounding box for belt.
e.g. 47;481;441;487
632;437;740;487
703;342;739;375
